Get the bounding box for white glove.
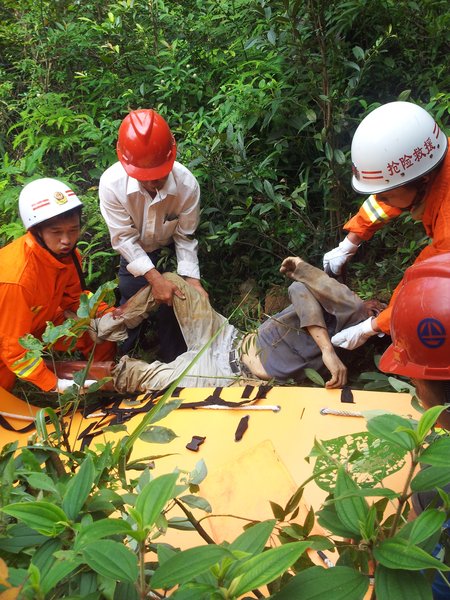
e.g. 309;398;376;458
54;378;97;393
323;237;359;275
331;317;378;350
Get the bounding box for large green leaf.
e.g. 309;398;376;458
270;565;369;600
407;509;446;545
139;425;178;444
135;472;178;530
416;406;448;442
172;584;222;599
229;542;310;597
82;540;139;582
334;467;369;537
229;519;276;555
304;368;325;387
25;472;60;494
157;543;177;566
74;518;133;550
31;538;62;573
419;437;450;466
317;504;358;539
312;431;406;492
374;538;450;571
1;501;68;536
188;459;208;485
62;455;96;521
41;559;81;595
0;523;47;553
411;466;450;492
374;565;432;600
179;494;212;513
367;414;416;450
151;545;231;589
148;398;183;423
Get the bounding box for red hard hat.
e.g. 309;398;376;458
116;109;177;180
379;254;450;379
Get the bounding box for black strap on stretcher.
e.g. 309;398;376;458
0;413;38;435
178;384;273;409
77;385;273;447
0;386;274;448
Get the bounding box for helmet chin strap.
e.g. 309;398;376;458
30;227;77;261
400;177;430;215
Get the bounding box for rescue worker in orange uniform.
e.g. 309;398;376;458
0;178;116;394
379;253;450;599
323;101;449;350
379;252;450;427
99;108;207;360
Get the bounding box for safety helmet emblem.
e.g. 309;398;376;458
53;191;68;205
417;318;446;349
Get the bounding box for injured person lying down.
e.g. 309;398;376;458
95;257;383;393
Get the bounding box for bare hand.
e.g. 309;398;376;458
321;347;347;388
184;277;209;298
280;257;303;279
145;270;184;305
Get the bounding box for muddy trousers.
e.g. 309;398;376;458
288;261;368;332
118;252;187;361
113;273;240;392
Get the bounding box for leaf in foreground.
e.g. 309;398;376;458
270;565;369;600
151;546;230;589
82;540;138;582
230;542;311;597
374;565;432;600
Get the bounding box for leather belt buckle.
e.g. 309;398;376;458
229;349;241;374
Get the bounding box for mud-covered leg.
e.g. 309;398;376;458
281;257;367;330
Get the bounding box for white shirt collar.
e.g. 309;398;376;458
126;171;176;203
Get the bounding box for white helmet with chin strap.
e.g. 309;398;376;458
19;178;83;230
351;101;448;194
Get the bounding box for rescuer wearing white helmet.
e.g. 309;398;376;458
0;178;116;394
323;101;449;350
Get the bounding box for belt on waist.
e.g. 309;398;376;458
229;347;252;377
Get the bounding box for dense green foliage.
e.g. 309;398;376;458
0;0;449;308
1;363;450;598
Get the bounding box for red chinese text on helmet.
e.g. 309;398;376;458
351;102;448;194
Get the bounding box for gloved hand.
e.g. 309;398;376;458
54;378;97;393
331;317;378;350
323;237;359;276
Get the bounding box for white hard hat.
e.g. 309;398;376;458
351;101;448;194
19;178;83;230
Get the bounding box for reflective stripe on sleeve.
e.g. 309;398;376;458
361;196;390;224
13;356;44;379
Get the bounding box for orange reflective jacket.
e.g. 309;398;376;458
343;195;403;241
0;233;114;391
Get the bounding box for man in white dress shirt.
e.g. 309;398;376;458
99;108;207;360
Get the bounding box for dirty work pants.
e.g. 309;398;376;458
288;260;368;332
113;273;239;392
118;252;187;361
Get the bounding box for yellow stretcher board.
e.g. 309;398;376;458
0;384;419;551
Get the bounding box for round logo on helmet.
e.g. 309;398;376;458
54;191;68;205
417;318;446;349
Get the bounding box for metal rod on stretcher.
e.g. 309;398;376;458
320;407;363;417
86;404;282;418
0;410;36;422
